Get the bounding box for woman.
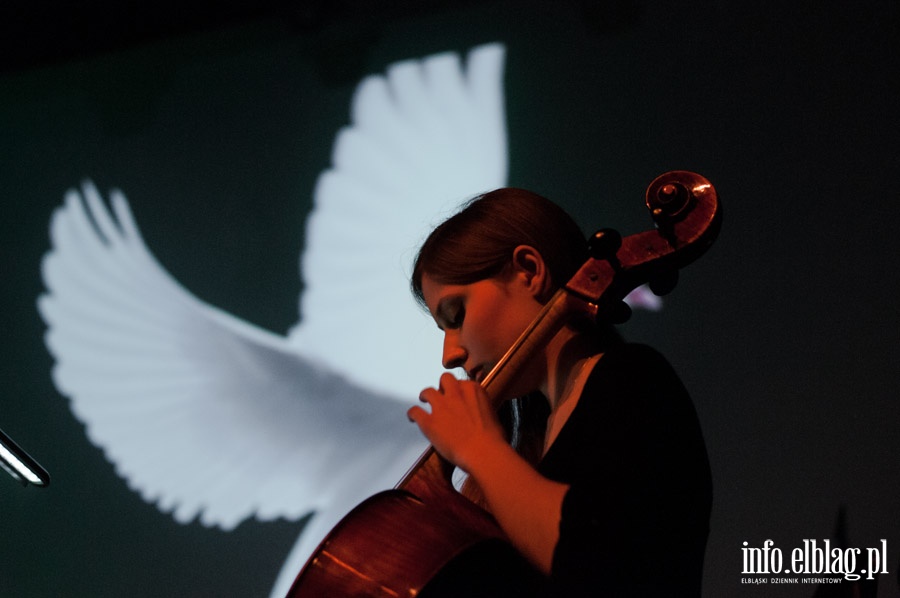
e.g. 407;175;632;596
407;187;712;597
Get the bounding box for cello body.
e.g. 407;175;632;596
286;171;721;597
286;448;504;597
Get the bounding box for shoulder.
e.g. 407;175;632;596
599;341;670;365
576;342;698;440
588;342;682;391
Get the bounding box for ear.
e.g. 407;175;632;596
510;245;551;300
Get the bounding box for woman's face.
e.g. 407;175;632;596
420;270;545;399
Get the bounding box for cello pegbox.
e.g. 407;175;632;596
588;228;622;263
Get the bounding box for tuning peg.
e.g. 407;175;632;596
648;269;679;296
588;228;622;261
609;300;632;324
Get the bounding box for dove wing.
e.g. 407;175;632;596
289;43;508;401
38;182;426;530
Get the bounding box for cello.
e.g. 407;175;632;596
286;171;721;597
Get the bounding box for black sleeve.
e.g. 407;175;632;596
542;343;712;597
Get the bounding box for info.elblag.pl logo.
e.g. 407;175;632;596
741;539;889;585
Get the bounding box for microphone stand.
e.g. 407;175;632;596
0;425;50;487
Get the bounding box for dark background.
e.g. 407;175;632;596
2;1;898;596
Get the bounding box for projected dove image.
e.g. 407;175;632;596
36;43;658;597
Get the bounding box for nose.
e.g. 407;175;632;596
441;331;467;370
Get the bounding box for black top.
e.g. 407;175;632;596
422;343;712;597
540;342;712;596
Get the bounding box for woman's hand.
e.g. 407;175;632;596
408;372;506;473
409;373;567;575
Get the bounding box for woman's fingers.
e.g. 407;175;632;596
418;373;465;405
409;374;505;471
407;405;427;423
438;371;461;394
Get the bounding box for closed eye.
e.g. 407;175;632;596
447;304;464;329
436;297;465;330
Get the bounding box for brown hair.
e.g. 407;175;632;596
411;187;590;308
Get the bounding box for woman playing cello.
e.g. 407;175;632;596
407;187;713;597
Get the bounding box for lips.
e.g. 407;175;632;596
467;366;484;383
